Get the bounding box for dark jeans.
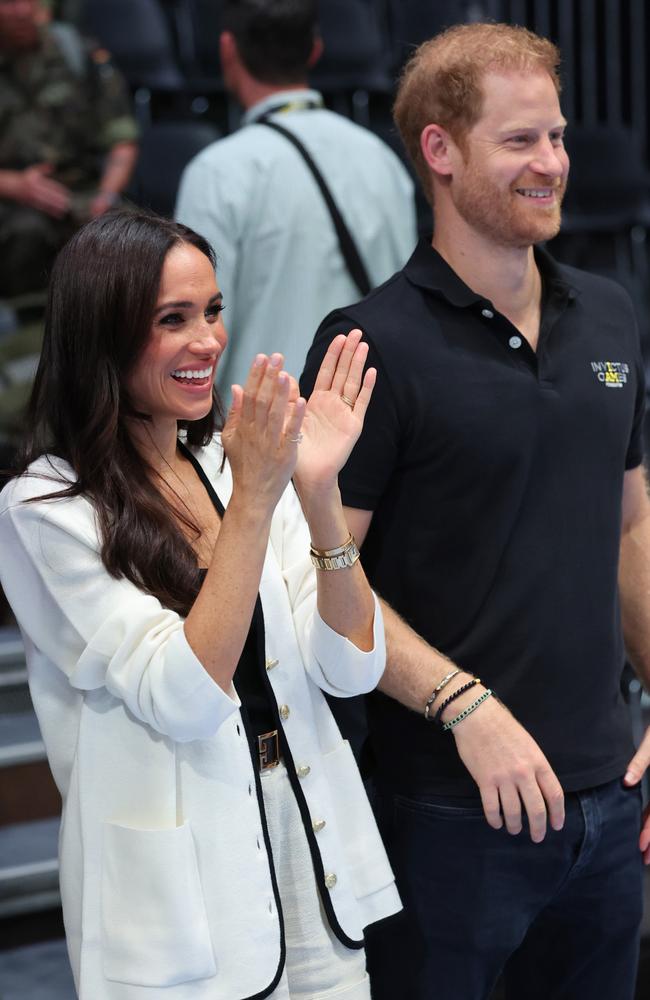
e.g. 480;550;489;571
366;777;643;1000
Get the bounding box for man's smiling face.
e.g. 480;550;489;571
449;69;569;249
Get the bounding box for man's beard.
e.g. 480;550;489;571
453;165;566;248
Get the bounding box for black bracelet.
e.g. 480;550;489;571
434;678;480;724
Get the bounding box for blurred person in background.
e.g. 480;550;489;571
176;0;416;396
41;0;85;25
0;0;138;297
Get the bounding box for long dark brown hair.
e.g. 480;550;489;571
16;209;224;615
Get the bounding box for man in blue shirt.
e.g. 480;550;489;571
176;0;416;396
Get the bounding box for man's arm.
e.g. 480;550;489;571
0;164;71;218
345;506;565;844
619;465;650;683
89;141;138;218
87;36;138;210
618;464;650;861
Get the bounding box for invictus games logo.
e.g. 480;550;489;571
590;360;629;388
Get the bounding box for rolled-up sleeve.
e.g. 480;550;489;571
0;483;239;742
306;593;385;696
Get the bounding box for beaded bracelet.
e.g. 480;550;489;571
442;689;494;732
434;677;481;724
423;668;461;721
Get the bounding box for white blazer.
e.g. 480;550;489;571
0;439;400;999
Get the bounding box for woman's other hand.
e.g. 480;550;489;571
222;352;305;514
294;330;376;497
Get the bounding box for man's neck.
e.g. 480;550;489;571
432;217;542;347
239;79;310;112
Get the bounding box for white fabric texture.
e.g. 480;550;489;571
0;437;400;999
175;89;417;396
264;764;371;1000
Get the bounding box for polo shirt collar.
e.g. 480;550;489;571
404;237;578;308
535;244;579;302
243;88;324;126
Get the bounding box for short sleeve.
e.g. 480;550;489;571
300;312;402;511
624;307;646;470
88;44;139;149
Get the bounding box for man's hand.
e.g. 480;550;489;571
452;694;565;843
371;598;566;844
0;164;71;218
623;726;650;863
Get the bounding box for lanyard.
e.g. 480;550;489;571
250;97;322;123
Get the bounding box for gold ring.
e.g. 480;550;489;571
341;394;355;408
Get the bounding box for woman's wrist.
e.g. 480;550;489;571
292;473;340;508
224;489;275;532
297;484;351;552
294;477;340;513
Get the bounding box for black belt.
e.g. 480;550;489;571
257;730;280;771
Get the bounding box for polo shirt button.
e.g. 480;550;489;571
481;307;494;319
297;764;311;778
509;335;522;349
324;873;337;889
312;818;326;832
279;704;290;720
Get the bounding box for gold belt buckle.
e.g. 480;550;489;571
258;730;280;771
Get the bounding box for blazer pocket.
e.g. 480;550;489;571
322;740;395;900
101;820;217;987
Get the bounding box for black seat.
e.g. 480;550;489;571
128;120;222;218
385;0;469;75
562;125;650;216
308;0;393;122
158;0;236;129
82;0;185;93
551;125;650;356
161;0;224;92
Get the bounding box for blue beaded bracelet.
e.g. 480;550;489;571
442;689;494;732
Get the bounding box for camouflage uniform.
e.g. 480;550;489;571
0;23;138;296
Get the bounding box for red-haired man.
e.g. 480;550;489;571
303;22;650;1000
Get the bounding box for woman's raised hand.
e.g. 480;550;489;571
294;330;376;496
222;352;305;515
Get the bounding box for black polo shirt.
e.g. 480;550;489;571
300;238;646;796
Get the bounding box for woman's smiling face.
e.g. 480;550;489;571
125;242;227;431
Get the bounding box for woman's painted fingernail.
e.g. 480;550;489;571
270;353;283;368
254;354;265;367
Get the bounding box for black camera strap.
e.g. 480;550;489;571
258;118;372;296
